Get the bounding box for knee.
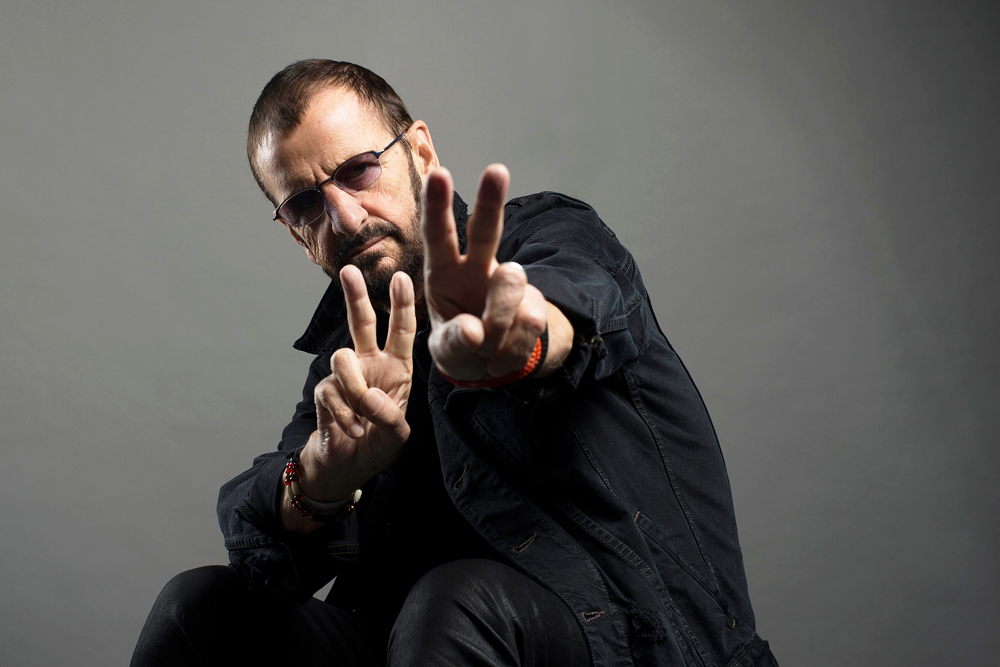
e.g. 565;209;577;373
133;566;244;666
398;559;511;626
390;558;524;657
149;565;238;628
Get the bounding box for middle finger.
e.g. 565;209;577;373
464;164;509;268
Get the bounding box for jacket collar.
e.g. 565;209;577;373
293;192;469;355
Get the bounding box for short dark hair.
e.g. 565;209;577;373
247;59;414;203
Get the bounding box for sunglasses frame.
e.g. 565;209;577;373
272;127;409;228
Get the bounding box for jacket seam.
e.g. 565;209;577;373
635;512;726;612
622;366;720;592
550;498;709;666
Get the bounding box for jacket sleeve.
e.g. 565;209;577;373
496;192;652;399
216;352;363;603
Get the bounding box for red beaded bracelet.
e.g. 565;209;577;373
439;331;547;389
283;457;361;524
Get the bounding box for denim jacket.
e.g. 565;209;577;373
218;192;771;667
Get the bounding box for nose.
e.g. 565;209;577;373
320;183;368;235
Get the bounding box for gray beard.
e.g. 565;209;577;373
323;224;423;313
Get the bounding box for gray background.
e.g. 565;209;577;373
2;0;997;664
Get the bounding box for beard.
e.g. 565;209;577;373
321;152;424;312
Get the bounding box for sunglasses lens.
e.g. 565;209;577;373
275;152;385;227
279;190;325;228
334;153;382;193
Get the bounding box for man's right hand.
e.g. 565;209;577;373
282;265;416;534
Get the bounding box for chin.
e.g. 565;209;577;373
323;243;422;313
320;253;397;312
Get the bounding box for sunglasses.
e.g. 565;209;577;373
272;128;409;228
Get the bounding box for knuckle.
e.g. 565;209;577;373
315;383;338;407
331;348;355;368
314;376;333;398
497;262;526;282
516;308;547;336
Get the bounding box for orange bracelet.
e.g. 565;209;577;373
440;334;546;389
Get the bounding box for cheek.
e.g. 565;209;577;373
302;227;340;261
370;170;418;216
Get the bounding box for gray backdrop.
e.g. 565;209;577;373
2;0;997;665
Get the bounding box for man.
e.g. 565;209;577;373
132;60;778;666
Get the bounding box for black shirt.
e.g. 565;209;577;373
325;317;497;637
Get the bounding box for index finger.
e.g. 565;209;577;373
341;265;379;355
465;164;509;268
420;167;462;271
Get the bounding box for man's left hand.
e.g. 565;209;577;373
420;164;572;381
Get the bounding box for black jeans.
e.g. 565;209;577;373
131;559;589;666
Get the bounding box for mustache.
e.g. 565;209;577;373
332;220;405;269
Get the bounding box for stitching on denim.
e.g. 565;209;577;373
467;412;625;647
599;317;628;335
666;609;704;667
224;536;278;549
635;511;727;613
616;253;641;319
553;497;708;664
623;294;642;319
565;420;613;492
512;532;538;553
622;365;720;590
622;372;715;665
454;464;468;491
553;498;663;597
724;636;762;667
582;610;605;622
470;413;625;649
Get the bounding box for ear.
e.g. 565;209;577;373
408;121;439;178
283;221;320;265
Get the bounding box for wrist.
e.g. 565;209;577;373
536;301;573;377
439;330;547;389
284;448;362;525
298;440;358;503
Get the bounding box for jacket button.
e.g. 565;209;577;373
282;577;299;591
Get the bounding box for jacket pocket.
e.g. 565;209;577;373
635;511;755;666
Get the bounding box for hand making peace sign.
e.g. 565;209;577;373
292;265;416;522
421;165;569;381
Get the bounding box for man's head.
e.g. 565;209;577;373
248;60;438;311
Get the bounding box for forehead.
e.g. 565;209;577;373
261;86;388;199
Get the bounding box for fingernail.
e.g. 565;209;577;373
349;423;364;438
505;261;525;273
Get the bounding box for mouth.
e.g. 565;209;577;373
346;234;388;261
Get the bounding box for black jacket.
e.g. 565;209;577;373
218;192;768;666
